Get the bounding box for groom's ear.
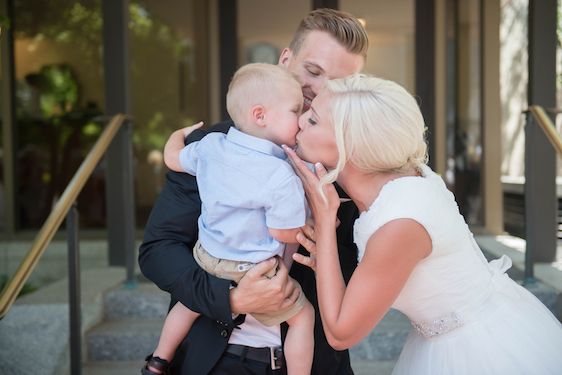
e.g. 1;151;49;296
251;105;267;127
279;48;292;66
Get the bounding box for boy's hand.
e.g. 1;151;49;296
230;258;299;315
182;121;204;140
164;121;204;172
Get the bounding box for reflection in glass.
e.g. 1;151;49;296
445;0;483;225
129;0;210;225
13;0;104;229
341;0;415;91
11;0;212;229
237;0;310;66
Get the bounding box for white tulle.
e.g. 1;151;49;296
353;165;562;375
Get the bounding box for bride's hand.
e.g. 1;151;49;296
283;146;340;223
292;221;317;271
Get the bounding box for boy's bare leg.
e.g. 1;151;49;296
150;302;200;373
283;243;300;269
284;300;315;375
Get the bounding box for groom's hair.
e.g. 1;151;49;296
289;8;369;59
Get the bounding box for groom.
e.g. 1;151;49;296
139;8;368;375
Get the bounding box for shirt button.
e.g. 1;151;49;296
220;329;228;337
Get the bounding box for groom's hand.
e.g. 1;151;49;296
230;258;299;315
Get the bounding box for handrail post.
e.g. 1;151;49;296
525;0;558;277
124;118;136;288
103;0;137;289
67;202;82;375
523;112;535;284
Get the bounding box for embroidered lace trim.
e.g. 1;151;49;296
411;312;464;338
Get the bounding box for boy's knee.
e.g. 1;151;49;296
286;300;315;328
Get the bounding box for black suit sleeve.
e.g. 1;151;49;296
138;121;235;324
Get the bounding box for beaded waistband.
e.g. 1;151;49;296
411;312;464;338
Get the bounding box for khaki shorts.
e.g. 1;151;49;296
193;240;307;326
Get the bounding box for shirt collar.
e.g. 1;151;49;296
226;127;286;160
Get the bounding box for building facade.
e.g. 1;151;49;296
0;0;559;250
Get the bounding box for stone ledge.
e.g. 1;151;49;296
0;267;126;375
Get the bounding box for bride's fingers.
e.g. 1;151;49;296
301;224;315;242
296;231;316;255
314;162;328;178
292;252;316;271
282;146;317;180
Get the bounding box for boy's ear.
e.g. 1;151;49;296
251;105;267;127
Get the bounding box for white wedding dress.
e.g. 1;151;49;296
353;165;562;375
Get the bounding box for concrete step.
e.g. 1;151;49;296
83;361;141;375
104;282;169;319
351;359;396;375
87;317;162;361
350;309;410;361
83;359;397;375
89;283;411;363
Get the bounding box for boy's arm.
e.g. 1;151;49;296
269;227;302;269
163;122;203;172
269;227;302;244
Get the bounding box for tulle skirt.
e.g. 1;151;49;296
392;278;562;375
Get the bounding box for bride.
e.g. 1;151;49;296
284;74;562;374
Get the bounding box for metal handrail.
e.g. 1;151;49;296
528;105;562;158
0;114;126;318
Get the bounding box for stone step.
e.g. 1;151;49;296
83;358;397;375
104;282;169;319
86;317;162;361
95;268;562;365
350;309;411;361
84;359;398;375
351;359;397;375
83;361;142;375
89;291;411;363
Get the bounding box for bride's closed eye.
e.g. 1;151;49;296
308;117;317;126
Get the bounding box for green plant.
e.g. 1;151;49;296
0;275;38;299
0;15;10;31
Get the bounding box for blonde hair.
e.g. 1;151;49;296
226;63;299;128
289;8;368;59
319;74;428;190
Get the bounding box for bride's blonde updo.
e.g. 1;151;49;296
319;74;428;190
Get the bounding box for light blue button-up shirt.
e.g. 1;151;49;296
179;127;306;263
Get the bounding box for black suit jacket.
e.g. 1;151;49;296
139;121;359;374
